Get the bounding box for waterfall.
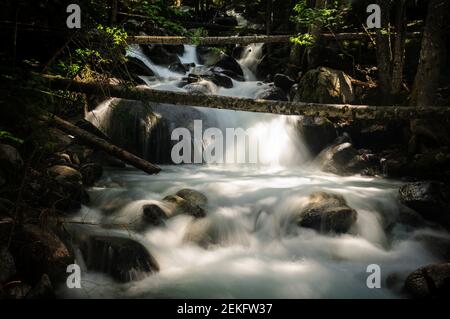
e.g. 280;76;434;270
70;43;447;299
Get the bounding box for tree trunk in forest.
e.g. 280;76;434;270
41;114;162;175
375;0;392;103
111;0;118;25
266;0;273;35
411;0;450;106
39;75;450;120
391;0;407;97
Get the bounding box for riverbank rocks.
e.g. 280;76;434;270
10;224;73;284
293;67;354;104
399;181;450;228
80;163;103;186
404;263;450;298
0;144;23;182
296;117;337;156
0;246;16;284
47;165;89;210
79;235;159;282
296;192;357;234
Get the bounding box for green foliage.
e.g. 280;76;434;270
0;130;24;144
290;0;348;47
53;26;128;78
130;0;188;35
190;28;208;45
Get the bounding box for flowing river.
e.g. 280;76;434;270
59;44;447;299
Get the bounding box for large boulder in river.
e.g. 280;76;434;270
399;181;450;228
176;189;208;208
183;215;249;248
163;194;206;218
404;263;450;298
79;235;159;282
141;44;181;66
296;116;337;156
213;54;244;77
293;67;354;104
10;224;73;284
256;85;288;101
296;192;357;234
142;203;168;226
315;142;360;175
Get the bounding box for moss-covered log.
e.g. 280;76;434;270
126;32;421;45
41;74;450;120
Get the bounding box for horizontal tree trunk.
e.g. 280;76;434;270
41;113;161;175
41;74;450;120
127;32;421;45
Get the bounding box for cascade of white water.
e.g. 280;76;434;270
71;43;448;300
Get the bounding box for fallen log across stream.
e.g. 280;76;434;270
41;74;450;120
41;114;162;175
126;32;422;45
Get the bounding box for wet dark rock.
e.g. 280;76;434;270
79;235;159;282
188;70;233;89
163;194;206;218
142;44;181;65
399;181;450;228
0;246;16;283
256;85;287;101
142;203;168;226
183;216;249;248
80;163;103;186
315;142;361;175
176;189;208;208
162;44;185;55
410;119;450;153
25;274;54;299
125;56;154;76
293;67;354;104
47;165;89;210
274;73;295;93
296;117;337;156
404;263;450;298
212;67;245;81
214;54;244;77
10;224;73;284
169;62;189;74
0;143;23;172
296;192;357;234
